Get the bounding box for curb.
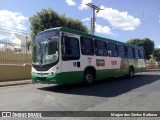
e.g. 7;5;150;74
0;80;33;87
146;69;160;72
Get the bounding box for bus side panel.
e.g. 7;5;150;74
137;59;146;72
60;33;84;84
96;69;123;80
58;71;84;85
95;57;128;80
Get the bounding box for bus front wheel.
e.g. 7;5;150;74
84;70;94;86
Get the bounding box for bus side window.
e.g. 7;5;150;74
94;39;108;56
108;42;118;57
118;44;126;58
132;48;135;58
135;49;139;58
62;36;80;61
80;36;94;55
127;47;134;58
139;49;144;59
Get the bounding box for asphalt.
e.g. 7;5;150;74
0;69;159;87
1;71;160;119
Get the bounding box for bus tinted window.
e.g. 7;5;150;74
139;49;145;59
118;45;126;58
94;40;108;56
127;47;134;58
108;42;118;57
135;49;139;58
62;36;80;61
80;37;94;55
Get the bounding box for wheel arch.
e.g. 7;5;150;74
129;65;135;73
84;66;96;79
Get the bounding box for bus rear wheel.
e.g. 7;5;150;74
83;70;94;86
128;67;134;78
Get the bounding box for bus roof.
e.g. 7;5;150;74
40;27;144;50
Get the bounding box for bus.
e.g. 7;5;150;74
31;27;146;85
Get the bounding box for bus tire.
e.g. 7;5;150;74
83;70;94;86
128;67;134;78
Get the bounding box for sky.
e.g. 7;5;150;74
0;0;160;48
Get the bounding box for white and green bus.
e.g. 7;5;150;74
31;27;146;85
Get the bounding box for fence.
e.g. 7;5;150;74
0;41;32;81
0;41;32;65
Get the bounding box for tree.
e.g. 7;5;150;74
152;48;160;61
127;38;154;59
29;8;88;40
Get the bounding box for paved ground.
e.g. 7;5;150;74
0;79;32;87
0;71;160;120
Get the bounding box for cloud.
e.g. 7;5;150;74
97;6;141;31
0;10;29;32
95;23;113;35
66;0;76;6
79;0;92;10
0;10;29;45
81;18;90;22
158;45;160;48
0;31;21;44
81;18;113;35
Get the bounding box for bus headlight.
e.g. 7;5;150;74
49;69;57;75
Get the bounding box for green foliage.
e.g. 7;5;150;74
127;38;154;59
152;48;160;61
29;8;88;40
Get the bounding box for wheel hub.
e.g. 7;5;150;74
86;74;92;82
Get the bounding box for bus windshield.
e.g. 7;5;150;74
33;37;59;65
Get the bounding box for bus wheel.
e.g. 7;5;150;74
129;67;134;78
84;70;94;86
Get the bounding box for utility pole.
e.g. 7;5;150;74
86;3;102;34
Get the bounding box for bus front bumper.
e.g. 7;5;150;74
31;73;60;84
